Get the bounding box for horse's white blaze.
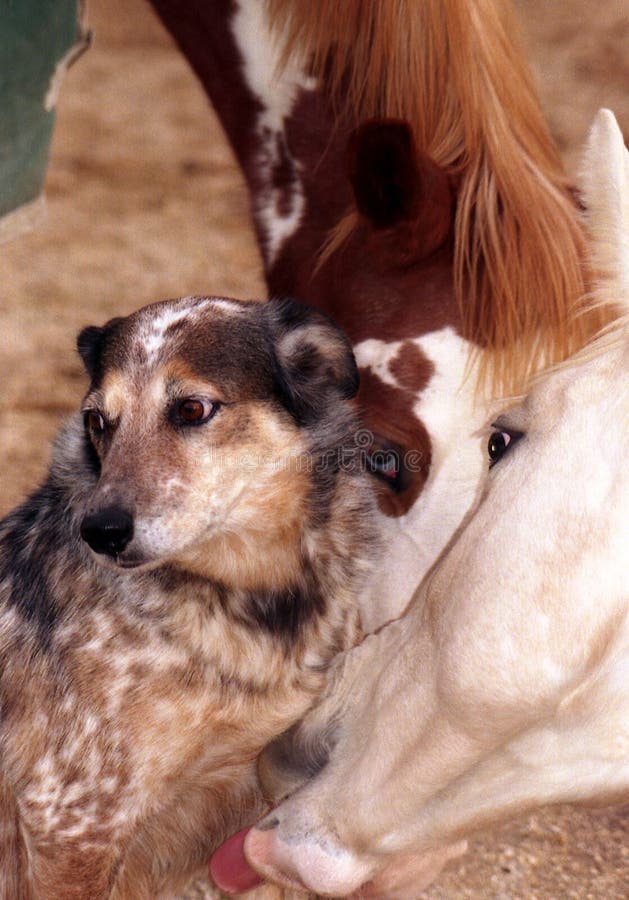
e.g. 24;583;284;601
231;0;315;266
355;328;487;630
353;337;406;388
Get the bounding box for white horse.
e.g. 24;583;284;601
229;109;628;897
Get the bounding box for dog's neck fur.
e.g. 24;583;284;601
174;511;307;592
147;465;369;663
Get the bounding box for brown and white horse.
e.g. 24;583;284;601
147;0;607;631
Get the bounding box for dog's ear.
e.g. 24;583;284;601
77;317;124;382
77;326;106;379
262;298;359;424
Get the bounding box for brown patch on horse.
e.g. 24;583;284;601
268;0;611;392
389;342;435;394
357;368;432;518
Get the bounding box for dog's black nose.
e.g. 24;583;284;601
80;507;134;557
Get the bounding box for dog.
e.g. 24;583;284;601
0;295;377;898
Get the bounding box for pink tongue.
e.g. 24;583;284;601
209;828;264;894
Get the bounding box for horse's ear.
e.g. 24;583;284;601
580;109;629;308
347;120;454;259
348;120;421;229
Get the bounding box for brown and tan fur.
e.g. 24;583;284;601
0;295;377;898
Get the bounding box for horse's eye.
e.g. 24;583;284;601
173;398;219;426
488;428;523;467
84;410;106;436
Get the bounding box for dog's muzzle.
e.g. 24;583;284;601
80;506;134;557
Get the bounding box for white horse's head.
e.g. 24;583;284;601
237;109;629;898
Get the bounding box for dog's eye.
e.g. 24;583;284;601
488;428;523;467
84;410;106;436
173;398;218;426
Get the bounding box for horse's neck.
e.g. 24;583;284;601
150;0;348;281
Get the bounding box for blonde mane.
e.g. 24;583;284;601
267;0;612;392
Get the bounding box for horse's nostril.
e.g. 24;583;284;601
80;507;134;557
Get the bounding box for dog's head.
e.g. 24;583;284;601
76;296;360;584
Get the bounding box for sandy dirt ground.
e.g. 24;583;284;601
0;0;627;896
